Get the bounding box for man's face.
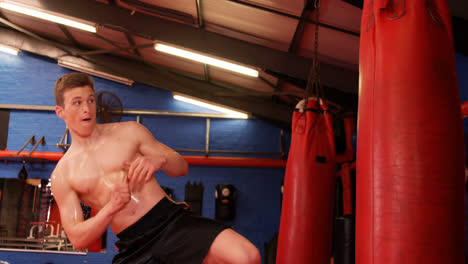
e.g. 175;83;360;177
56;86;96;137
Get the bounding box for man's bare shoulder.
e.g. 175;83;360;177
109;121;148;135
51;151;72;183
98;121;142;133
120;121;144;129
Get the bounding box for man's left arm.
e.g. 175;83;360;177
125;121;188;183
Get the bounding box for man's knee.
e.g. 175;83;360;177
244;245;261;264
236;243;261;264
204;243;260;264
204;229;261;264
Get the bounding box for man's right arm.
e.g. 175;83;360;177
51;171;130;250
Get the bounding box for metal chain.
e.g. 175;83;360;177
305;0;323;101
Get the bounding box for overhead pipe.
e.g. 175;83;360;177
0;114;355;167
0;151;63;162
0;108;357;167
184;156;285;168
0;150;286;168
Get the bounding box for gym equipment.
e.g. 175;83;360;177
357;0;465;263
277;98;336;264
96;91;123;124
334;216;354;264
185;182;203;216
334;163;356;264
17;162;28;180
215;184;236;220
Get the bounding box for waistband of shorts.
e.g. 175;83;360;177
116;196;185;240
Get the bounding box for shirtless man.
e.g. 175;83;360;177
51;72;261;264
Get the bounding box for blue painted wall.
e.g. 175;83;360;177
0;51;285;263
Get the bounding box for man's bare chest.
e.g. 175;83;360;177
66;141;137;196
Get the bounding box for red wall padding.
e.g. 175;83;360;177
357;0;465;263
277;98;336;263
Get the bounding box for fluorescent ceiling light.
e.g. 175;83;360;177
173;93;249;119
0;1;96;33
155;43;259;77
58;60;134;86
0;43;19;55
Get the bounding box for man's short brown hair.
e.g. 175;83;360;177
54;72;95;107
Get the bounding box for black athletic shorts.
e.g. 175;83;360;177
112;197;231;264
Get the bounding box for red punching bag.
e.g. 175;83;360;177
277;98;336;264
357;0;465;263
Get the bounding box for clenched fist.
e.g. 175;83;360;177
109;182;131;214
124;155;166;184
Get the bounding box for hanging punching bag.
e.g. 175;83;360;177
277;98;336;264
357;0;465;263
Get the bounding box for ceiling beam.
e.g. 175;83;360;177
119;0;195;25
57;24;81;48
0;27;293;126
288;0;315;54
14;0;358;93
124;32;142;57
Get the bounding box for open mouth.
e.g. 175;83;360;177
82;118;92;122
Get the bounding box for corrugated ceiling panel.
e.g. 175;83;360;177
203;0;298;47
237;0;304;16
114;0;196;24
67;26;127;54
136;0;197;17
310;0;361;34
0;11;68;42
204;23;290;52
298;24;359;67
282;82;303;93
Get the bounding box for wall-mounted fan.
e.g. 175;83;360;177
96;91;123;124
